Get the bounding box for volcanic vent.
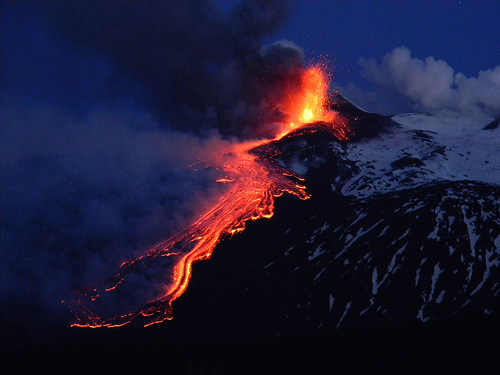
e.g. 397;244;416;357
67;64;348;328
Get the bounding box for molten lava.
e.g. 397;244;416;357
277;64;336;137
68;64;347;328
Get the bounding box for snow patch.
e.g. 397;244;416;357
314;267;326;281
372;267;388;295
340;114;500;199
329;295;335;311
430;263;444;299
336;302;352;329
263;261;274;269
417;305;430;322
284;245;294;256
436;290;446;304
308;242;326;261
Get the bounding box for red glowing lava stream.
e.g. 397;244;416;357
68;65;343;328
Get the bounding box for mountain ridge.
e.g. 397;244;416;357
5;98;499;374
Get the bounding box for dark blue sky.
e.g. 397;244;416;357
272;0;499;86
2;1;499;121
212;0;500;115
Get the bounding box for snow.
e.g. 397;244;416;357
372;267;380;294
470;248;500;296
430;263;444;299
263;261;274;269
417;305;430;322
335;219;385;259
275;111;500;325
372;267;389;295
308;242;326;260
387;244;406;273
448;215;455;227
315;222;330;234
402;200;426;213
436;290;446;304
465;262;474;285
348;212;368;227
428;207;445;241
336;302;352;329
339;113;500;198
379;226;389;237
314;267;326;281
393;112;494;136
288;158;309;176
359;304;371;316
389;228;410;247
462;206;479;257
329;295;335;311
395;114;500;184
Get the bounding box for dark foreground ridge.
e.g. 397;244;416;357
5;99;499;374
3;316;499;375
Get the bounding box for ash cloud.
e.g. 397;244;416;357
48;0;302;137
0;0;302;346
337;46;500;120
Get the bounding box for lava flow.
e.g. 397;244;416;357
277;64;336;137
68;64;344;328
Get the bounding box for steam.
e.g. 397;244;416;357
0;0;305;346
338;46;500;120
0;101;233;343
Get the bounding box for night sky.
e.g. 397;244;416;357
1;0;499;348
275;0;500;115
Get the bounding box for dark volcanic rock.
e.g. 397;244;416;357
391;155;425;169
165;99;500;345
170;180;499;341
5;99;499;375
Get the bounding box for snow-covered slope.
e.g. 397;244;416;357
168;99;500;339
305;112;500;198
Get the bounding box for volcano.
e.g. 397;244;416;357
152;95;499;372
6;96;499;374
167;95;499;334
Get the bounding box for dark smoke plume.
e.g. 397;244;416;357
1;0;305;347
49;0;302;137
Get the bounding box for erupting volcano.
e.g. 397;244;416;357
69;64;346;328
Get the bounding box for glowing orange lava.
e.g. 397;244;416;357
277;64;336;137
68;64;345;328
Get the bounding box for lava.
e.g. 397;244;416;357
277;64;336;138
68;64;346;328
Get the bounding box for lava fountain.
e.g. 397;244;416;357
68;64;345;328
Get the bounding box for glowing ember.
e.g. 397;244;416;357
68;64;347;328
277;64;336;137
301;108;314;122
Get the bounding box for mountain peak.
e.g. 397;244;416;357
170;103;500;342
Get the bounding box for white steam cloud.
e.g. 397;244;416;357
338;46;500;120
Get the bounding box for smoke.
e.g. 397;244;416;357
47;0;303;137
337;46;500;120
0;99;234;344
0;0;306;346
